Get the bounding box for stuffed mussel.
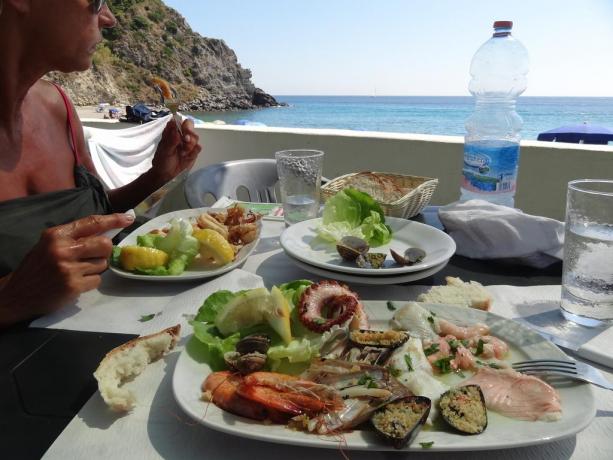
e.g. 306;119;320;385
371;396;431;449
439;385;488;434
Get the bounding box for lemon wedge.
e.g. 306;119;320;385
268;286;293;345
119;246;169;271
193;228;234;265
214;288;272;336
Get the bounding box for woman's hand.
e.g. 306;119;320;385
150;118;202;184
0;213;134;327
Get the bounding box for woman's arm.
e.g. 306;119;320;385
69;100;201;212
107;119;202;212
0;213;134;328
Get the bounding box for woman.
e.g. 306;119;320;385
0;0;202;327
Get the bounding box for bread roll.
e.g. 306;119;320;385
94;324;180;412
343;172;405;204
417;277;492;311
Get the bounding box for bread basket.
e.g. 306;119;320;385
321;172;438;219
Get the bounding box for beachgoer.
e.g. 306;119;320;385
0;0;202;327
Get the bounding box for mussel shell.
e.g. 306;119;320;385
371;396;432;449
349;329;409;348
235;334;271;355
337;236;370;261
439;385;488;434
356;252;387;269
224;351;267;374
390;248;426;266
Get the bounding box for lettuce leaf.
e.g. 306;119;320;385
136;233;163;248
195;290;248;323
190;321;240;371
359;211;392;246
318;188;391;247
344;188;385;222
322;190;361;226
277;279;313;308
135;218;199;276
110;246;122;268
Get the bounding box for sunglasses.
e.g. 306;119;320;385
91;0;107;14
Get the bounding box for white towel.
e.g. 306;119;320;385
438;200;564;268
85;116;171;190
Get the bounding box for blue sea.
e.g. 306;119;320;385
191;96;613;140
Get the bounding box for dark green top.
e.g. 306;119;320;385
0;165;112;277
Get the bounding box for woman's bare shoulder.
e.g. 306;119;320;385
30;79;71;120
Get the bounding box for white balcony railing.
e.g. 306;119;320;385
84;122;613;220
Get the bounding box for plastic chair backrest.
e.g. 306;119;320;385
185;159;279;207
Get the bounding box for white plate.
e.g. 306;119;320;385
280;217;456;276
109;207;261;281
288;254;449;285
173;302;596;452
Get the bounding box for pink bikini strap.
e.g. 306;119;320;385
52;83;81;165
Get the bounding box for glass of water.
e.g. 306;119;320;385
275;149;324;226
561;179;613;327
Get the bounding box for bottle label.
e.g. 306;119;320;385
462;140;520;194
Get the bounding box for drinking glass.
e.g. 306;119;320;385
561;179;613;326
275;149;324;226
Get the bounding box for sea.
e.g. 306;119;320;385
190;96;613;140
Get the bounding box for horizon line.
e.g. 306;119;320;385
272;94;613;98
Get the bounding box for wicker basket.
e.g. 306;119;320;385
321;172;438;219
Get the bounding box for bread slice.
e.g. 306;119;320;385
417;277;492;311
344;172;405;204
94;324;181;412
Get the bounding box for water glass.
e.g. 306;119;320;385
275;149;324;226
561;179;613;326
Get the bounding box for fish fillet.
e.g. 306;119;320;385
461;367;562;421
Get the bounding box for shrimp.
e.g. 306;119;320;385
437;318;490;339
202;371;277;421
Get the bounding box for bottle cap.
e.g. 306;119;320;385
493;20;513;29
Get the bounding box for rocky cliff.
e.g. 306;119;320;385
47;0;279;111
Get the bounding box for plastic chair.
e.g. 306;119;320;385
185;159;279;207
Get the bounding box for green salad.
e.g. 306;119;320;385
317;188;392;246
190;280;341;373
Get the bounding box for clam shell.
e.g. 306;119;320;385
336;236;369;261
390;248;426;266
236;334;271;355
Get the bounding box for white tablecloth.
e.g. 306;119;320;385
37;221;613;460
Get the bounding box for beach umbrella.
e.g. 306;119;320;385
537;123;613;145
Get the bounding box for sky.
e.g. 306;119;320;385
163;0;613;97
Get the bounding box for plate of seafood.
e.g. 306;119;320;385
287;254;449;285
172;279;596;452
109;206;262;281
280;217;456;276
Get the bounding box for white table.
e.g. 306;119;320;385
36;220;613;460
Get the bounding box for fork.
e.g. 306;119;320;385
512;359;613;390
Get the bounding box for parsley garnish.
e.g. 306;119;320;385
423;343;439;356
433;356;453;374
358;373;378;388
139;314;155;322
475;339;485;356
427;316;434;324
460;339;470;347
388;366;401;377
420;441;434;449
386;301;397;311
404;354;414;371
447;339;459;352
488;362;502;369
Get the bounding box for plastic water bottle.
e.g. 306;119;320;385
460;21;529;207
